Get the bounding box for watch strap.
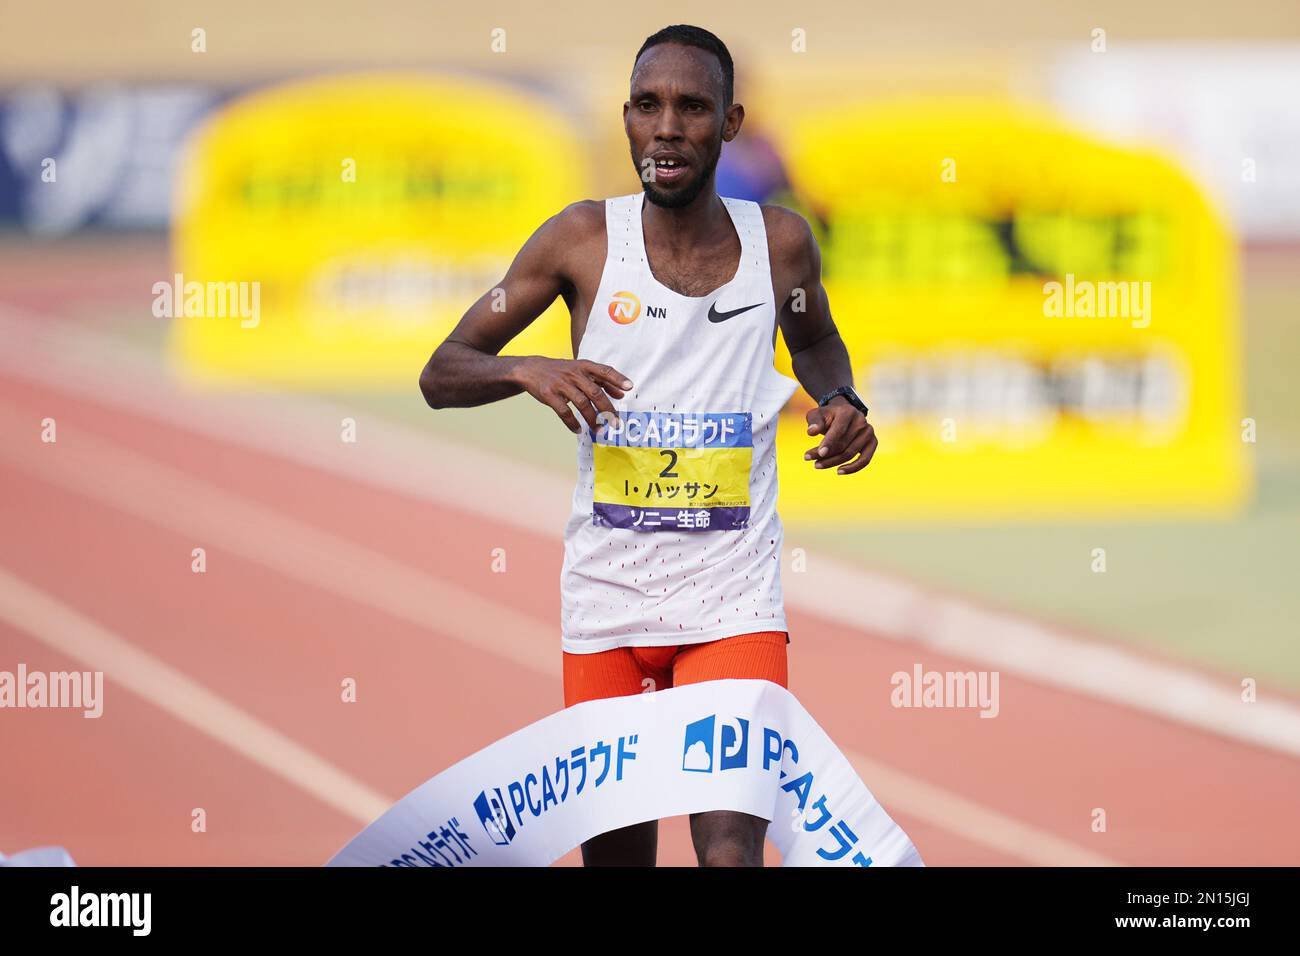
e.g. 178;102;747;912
818;385;868;416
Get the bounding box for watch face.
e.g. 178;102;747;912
842;388;868;415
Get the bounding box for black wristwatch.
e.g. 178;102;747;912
817;384;869;417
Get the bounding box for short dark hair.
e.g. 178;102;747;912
633;24;734;108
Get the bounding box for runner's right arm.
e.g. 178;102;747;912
419;204;633;434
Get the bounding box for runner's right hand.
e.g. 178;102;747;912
514;357;633;435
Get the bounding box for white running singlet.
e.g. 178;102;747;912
560;192;800;654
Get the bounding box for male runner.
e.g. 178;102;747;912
419;24;876;867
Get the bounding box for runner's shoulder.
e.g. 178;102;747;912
533;199;606;265
546;199;606;242
760;203;818;269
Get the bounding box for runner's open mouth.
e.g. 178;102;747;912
652;156;689;182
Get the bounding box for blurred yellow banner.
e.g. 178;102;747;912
169;72;587;386
778;99;1247;521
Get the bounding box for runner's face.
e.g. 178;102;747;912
625;44;740;208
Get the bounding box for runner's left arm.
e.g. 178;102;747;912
769;208;878;475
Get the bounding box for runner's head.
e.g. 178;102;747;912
626;25;744;209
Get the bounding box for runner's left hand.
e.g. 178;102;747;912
804;398;877;475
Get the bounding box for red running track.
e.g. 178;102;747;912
1;317;1298;867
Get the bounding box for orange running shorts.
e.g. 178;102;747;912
562;630;789;708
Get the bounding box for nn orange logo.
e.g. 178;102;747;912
608;291;641;324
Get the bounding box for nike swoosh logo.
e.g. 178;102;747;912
707;301;764;323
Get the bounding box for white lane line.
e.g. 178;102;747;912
0;409;560;681
0;412;1118;864
846;750;1116;867
784;565;1300;759
0;565;392;826
1;311;1295;759
0;310;575;538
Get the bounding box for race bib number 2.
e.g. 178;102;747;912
592;410;753;532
